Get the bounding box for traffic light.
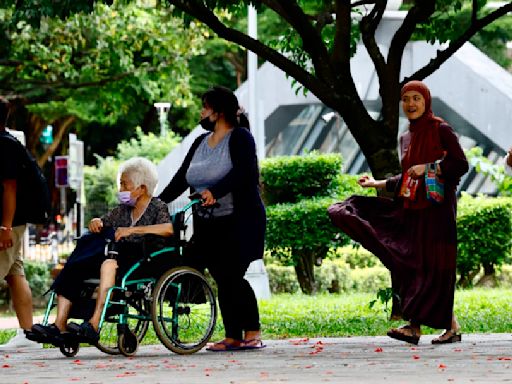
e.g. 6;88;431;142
55;156;69;187
40;125;53;145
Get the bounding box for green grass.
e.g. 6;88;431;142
1;288;511;346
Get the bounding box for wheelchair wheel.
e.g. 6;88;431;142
118;327;139;357
151;267;217;354
59;339;79;357
96;295;151;355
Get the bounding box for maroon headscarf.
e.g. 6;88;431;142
400;81;445;208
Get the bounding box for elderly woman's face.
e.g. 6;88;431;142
401;90;425;121
119;173;137;193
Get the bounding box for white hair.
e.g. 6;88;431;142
118;157;159;196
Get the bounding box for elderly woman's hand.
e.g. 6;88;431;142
115;227;133;241
407;164;426;179
200;189;217;206
88;218;103;233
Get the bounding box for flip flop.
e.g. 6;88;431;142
206;340;243;352
431;329;462;344
387;326;420;345
240;338;266;350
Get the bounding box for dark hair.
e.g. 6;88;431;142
201;86;250;130
0;97;10;126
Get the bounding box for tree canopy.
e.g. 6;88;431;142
165;0;512;177
0;1;203;165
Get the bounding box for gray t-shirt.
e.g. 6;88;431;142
186;132;234;217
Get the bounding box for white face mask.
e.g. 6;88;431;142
117;191;137;206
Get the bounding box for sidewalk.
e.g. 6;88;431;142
0;334;511;383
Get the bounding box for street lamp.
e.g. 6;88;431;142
154;102;171;136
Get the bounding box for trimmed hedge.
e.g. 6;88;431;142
260;152;342;205
457;193;512;286
265;260;390;294
265;197;349;266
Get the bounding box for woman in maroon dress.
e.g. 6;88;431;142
328;81;468;345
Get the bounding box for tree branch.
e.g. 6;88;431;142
331;0;352;69
0;59;23;67
261;0;334;83
360;0;387;81
168;0;339;105
403;2;512;85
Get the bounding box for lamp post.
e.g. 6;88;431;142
154;102;171;136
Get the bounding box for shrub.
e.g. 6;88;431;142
0;261;50;308
260;152;342;205
265;259;390;294
24;261;51;300
329;245;383;269
457;194;512;287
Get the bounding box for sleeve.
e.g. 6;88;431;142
0;137;21;180
208;128;258;199
158;135;205;203
386;175;402;193
153;199;172;224
438;124;469;181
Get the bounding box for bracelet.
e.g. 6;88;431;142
0;226;12;231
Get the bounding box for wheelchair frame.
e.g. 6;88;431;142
38;198;217;357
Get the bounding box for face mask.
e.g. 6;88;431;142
117;191;137;207
199;115;216;131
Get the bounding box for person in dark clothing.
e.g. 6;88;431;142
0;97;41;351
159;86;266;351
32;157;172;343
328;81;469;345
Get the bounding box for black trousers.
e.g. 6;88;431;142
194;214;260;341
53;242;150;303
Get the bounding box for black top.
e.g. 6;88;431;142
0;130;25;226
159;127;266;264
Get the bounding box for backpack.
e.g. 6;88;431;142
0;132;51;225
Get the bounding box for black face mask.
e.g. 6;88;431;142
199;116;216;131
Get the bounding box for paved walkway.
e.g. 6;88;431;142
0;334;511;383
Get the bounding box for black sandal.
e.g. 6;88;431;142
431;329;462;344
387;325;420;345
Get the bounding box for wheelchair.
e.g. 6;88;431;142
29;196;217;357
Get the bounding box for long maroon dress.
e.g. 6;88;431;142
328;123;468;329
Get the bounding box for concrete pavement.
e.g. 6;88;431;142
0;334;511;383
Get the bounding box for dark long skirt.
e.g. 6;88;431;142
328;195;457;329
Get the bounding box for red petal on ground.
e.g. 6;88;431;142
439;364;447;368
453;349;462;352
374;347;383;352
291;338;310;345
498;357;512;361
412;355;420;360
2;364;11;368
304;365;314;369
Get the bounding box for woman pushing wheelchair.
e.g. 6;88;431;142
31;157;173;344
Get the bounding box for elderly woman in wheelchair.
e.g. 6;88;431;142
29;157;177;352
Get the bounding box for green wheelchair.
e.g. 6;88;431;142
31;197;217;357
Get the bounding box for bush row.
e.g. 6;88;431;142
265;259;391;294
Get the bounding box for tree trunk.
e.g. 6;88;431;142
476;264;497;287
294;250;316;295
